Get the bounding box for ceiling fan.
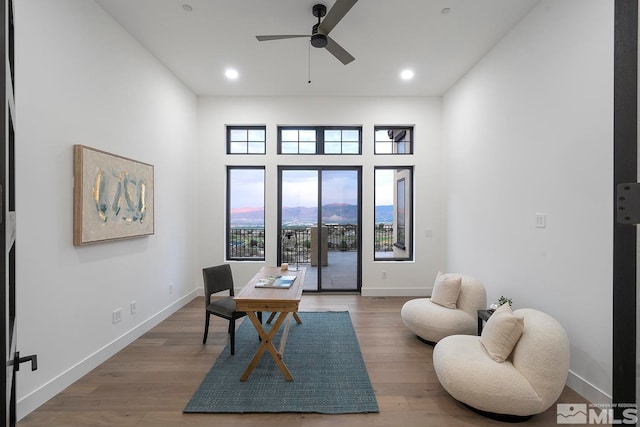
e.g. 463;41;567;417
256;0;358;65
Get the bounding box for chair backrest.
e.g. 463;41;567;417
202;264;235;304
511;308;570;410
456;274;487;317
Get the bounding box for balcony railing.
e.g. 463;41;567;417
228;224;394;260
228;228;265;259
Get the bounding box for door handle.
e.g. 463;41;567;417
15;351;38;371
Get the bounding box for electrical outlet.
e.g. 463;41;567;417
112;308;122;324
536;213;547;228
382;271;387;279
130;301;136;314
169;283;173;294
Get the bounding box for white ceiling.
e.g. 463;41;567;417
96;0;539;97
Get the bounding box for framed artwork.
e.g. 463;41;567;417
73;145;154;245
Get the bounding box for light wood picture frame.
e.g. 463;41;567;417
73;145;154;246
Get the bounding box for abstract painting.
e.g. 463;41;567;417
73;145;154;245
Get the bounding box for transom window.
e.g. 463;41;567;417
278;126;362;154
227;126;266;154
374;126;413;154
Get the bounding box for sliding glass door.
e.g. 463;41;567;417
278;167;361;292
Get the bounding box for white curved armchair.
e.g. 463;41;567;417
401;274;486;343
433;308;570;418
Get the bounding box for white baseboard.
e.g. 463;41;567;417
17;289;199;421
567;369;612;404
361;287;431;297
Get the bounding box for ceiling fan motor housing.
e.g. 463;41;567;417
311;5;328;48
311;31;328;48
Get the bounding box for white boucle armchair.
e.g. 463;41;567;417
432;308;570;419
400;274;487;343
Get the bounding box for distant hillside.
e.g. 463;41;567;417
375;205;393;223
229;206;265;226
230;204;394;226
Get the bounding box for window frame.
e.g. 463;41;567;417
374;126;414;155
278;125;362;155
226;166;266;261
226;125;266;155
374;166;414;261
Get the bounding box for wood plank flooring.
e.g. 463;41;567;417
18;295;592;426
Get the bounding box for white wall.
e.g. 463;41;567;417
443;0;614;403
14;0;198;418
196;97;444;295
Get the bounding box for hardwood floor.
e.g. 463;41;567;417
18;295;591;426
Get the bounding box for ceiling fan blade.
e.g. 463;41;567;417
325;36;355;65
256;35;308;41
319;0;358;35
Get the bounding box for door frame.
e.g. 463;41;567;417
2;0;16;424
277;166;362;293
613;0;637;413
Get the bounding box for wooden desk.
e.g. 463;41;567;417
234;267;305;381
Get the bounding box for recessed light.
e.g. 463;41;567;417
182;4;193;12
400;69;414;80
225;68;239;80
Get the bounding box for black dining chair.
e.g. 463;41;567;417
202;264;247;355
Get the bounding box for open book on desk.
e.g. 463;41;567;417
254;275;297;289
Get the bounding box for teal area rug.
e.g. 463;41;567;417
184;311;379;414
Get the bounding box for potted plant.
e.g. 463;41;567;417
489;296;512;312
497;296;512;307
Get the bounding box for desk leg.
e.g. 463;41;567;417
267;311;302;325
240;311;294;381
278;313;293;355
